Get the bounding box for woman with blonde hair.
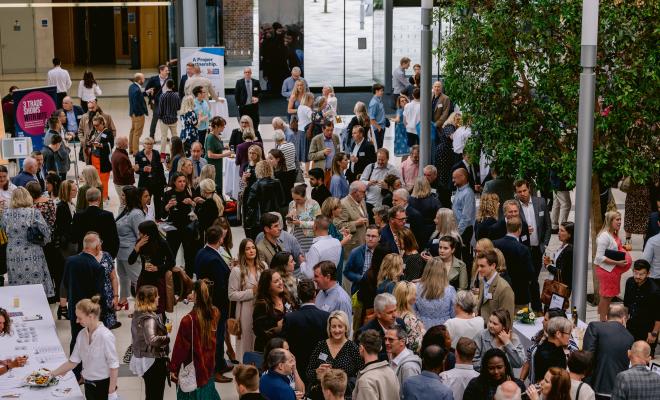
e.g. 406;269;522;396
475;192;500;240
410;176;441;236
236;119;263;173
594;210;631;321
1;187;53;297
426;208;463;258
295;92;315;175
414;258;456;328
176;158;195;189
51;296;119;399
376;253;404;294
287;79;307;118
228;239;268;361
393;281;425;352
76;165;103;210
196;179;224;241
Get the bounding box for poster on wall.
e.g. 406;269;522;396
180;47;225;98
259;0;304;96
12;86;57;151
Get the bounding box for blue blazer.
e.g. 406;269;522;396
282;304;330;379
493;235;535;305
645;211;660;247
62;252;105;320
128;82;148;116
379;225;399;254
489;219;531;247
194;245;231;311
344;245;370;294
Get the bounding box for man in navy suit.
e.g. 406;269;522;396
355;293;406;361
282;279;330;382
144;65;170;139
194;225;233;382
72;188;119;259
489;199;531;247
178;62;194;98
128;73;148;155
493;217;535;310
392;188;428;248
344;226;387;295
515;179;552;312
235;67;262;127
380;205;407;254
346;126;376;183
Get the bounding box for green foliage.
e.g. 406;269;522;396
440;0;660;187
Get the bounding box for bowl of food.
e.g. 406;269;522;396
24;368;58;387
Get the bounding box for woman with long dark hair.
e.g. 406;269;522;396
544;221;574;289
161;172;197;276
128;220;175;315
53;179;77;318
88;115;113;200
268;148;295;207
252;269;295;352
169;279;221;399
77;70;102;111
168;136;186;181
463;348;525;400
269;251;298;301
134;137;166;220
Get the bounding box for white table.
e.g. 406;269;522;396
513;314;588;350
209;98;229;120
223;156;240;200
0;284;83;399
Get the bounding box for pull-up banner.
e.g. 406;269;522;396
180;47;226;98
13;86;57;151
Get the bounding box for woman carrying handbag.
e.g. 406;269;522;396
170;279;220;399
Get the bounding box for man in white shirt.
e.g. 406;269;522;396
299;215;342;279
440;337;480;400
47;57;72;108
403;88;421;146
360;148;400;216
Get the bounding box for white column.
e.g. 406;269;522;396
182;0;198;47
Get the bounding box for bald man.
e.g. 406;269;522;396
111;136;135;210
11;156;39;187
494;381;522;400
128;73;148;155
611;341;660;399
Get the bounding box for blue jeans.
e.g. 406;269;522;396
215;310;228;372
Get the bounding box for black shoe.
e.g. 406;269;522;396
110;321;122;330
57;305;69;320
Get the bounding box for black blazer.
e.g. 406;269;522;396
379;225;399;255
346;139;376;182
405;204;428;249
493;235;534;305
244;177;285;232
228;128;263;149
547;244;573;289
72;206;120;258
89;129;114;172
54;201;75;246
282;304;330;380
194;245;231;311
428;178;452;209
144;74;167;107
234;78;261;110
583;321;634;395
135;149;166;188
62;252;105;320
475;217;498;241
488;219;531;247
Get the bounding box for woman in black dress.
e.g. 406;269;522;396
161;172;197;276
435;112;459;189
544;222;574;289
306;311;363;400
252;269;295;353
128;220;175;315
475;193;500;240
399;227;425;281
135;137;166;220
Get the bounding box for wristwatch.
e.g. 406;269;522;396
651;331;658;338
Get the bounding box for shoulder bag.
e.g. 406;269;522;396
178;314;198;393
27;209;46;246
289;116;299;132
541;268;570;309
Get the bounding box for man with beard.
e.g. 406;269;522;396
77;99;117;164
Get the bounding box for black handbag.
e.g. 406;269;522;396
27;209;47;246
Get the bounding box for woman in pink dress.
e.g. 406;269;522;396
594;211;632;321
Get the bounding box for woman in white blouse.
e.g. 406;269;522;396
77;71;102;112
445;290;485;348
594;210;631;321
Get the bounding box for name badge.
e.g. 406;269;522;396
521;235;528;242
321;304;330;311
142;157;147;162
539;211;545;216
432;239;439;244
101;134;107;139
404;223;410;228
431;188;437;194
359;152;365;156
485;292;493;300
318;353;328;362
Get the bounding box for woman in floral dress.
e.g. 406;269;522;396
98;250;119;329
1;187;54;297
287;184;321;253
392;95;410;158
178;95;199;156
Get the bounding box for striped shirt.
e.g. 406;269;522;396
158;90;181;124
277;142;297;171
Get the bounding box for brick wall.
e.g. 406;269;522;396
223;0;253;61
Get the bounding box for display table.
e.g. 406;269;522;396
209;98;229;120
513;314;588;350
223;156;241;200
0;285;84;399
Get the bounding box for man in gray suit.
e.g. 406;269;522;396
583;304;634;399
515;179;551;313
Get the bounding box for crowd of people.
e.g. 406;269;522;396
0;55;658;400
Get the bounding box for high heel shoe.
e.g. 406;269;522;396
57;305;68;320
116;301;129;311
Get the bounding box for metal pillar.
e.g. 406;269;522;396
384;0;393;94
197;0;207;46
419;0;433;171
572;0;599;321
181;0;198;47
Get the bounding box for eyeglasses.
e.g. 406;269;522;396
384;337;401;342
394;217;407;221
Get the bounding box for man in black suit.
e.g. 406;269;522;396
515;179;552;312
194;226;233;382
355;293;406;361
62;232;106;378
282;279;330;382
72;187;119;258
235;67;262;128
144;65;170;138
392;188;427;247
380;205;407;254
422;165;452;208
493;217;534;310
346;126;376;183
583;304;635;398
489;199;531;247
178;62;194;98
